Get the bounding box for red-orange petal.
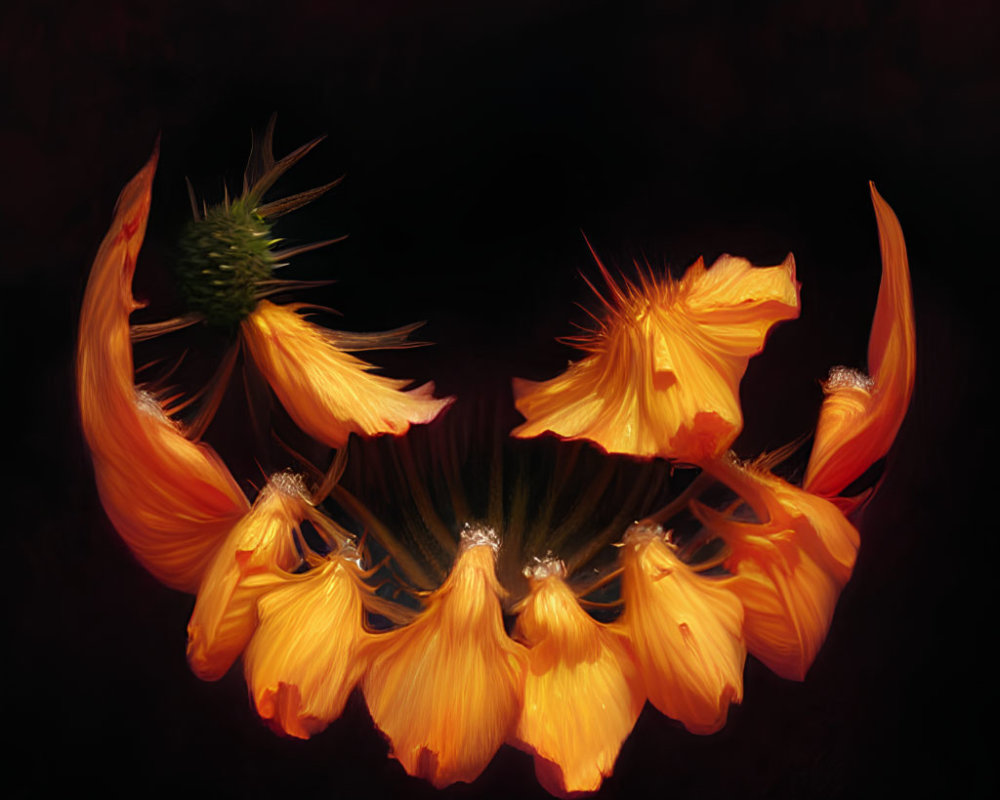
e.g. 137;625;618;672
186;473;316;681
362;526;527;788
512;253;799;463
245;551;371;738
804;184;916;498
76;148;249;592
513;560;643;797
697;457;860;679
240;300;453;448
615;523;745;734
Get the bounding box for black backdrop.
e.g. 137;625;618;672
3;1;992;797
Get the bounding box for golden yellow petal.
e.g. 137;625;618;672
241;300;453;448
245;555;370;739
362;529;527;788
513;568;643;797
76;149;249;592
804;185;915;498
186;475;309;681
512;253;799;463
616;525;745;734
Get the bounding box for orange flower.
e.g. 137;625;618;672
512;557;643;797
804;184;916;501
244;544;374;739
512;250;799;463
362;525;528;788
76;147;249;592
186;472;348;681
692;456;859;680
615;522;745;734
241;300;453;449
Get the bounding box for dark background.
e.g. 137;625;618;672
3;1;993;797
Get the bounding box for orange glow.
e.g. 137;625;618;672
362;526;527;788
186;473;345;681
76;149;249;592
512;559;643;797
695;456;860;680
804;184;916;500
512;252;799;463
615;523;745;734
244;547;372;739
240;300;453;449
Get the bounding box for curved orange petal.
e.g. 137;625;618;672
76;147;249;592
615;523;745;734
697;457;860;679
245;549;371;739
512;253;798;463
362;526;527;788
804;184;915;499
186;474;325;681
240;300;453;448
512;560;643;797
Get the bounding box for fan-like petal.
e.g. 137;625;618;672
362;526;527;788
241;300;453;448
76;148;249;592
513;559;643;797
513;253;799;463
804;184;915;500
615;523;745;734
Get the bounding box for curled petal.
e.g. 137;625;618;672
186;473;334;681
615;524;745;734
697;457;860;679
76;148;249;592
240;300;453;448
513;561;643;797
245;551;371;739
513;253;799;463
804;184;916;499
362;527;527;788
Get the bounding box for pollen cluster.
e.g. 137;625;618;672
76;124;915;797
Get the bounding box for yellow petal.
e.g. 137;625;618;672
697;457;860;679
512;253;798;463
362;526;527;788
513;560;643;797
616;523;745;734
804;184;916;499
240;300;453;448
76;148;249;592
187;474;315;681
245;551;371;739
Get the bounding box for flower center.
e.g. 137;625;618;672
176;198;277;328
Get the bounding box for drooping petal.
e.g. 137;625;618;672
513;558;643;797
362;525;527;788
186;473;336;681
240;300;453;449
76;148;249;592
244;547;371;739
615;523;745;734
513;253;799;463
804;184;916;499
696;457;860;680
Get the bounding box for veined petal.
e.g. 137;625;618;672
513;559;643;797
76;148;249;592
187;473;331;681
804;184;915;499
362;526;527;788
615;523;745;734
697;457;860;679
512;253;799;463
245;549;371;739
240;300;453;449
